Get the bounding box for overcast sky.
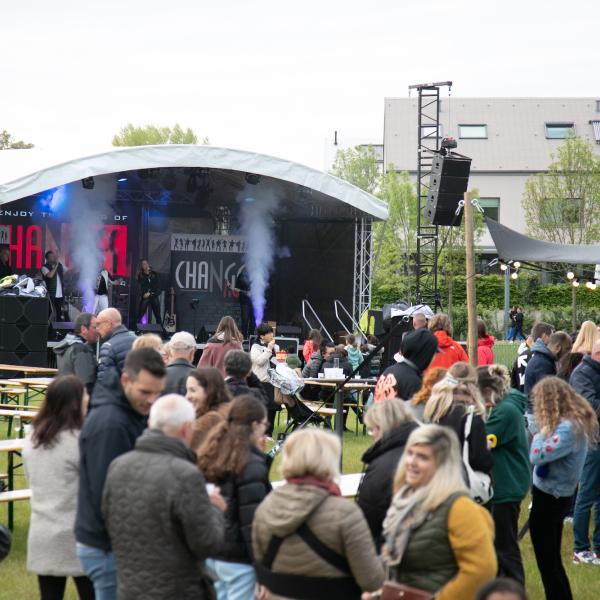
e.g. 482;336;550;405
2;0;599;170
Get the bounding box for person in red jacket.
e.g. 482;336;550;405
477;319;495;366
428;313;469;370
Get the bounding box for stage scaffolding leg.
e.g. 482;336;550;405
353;218;373;326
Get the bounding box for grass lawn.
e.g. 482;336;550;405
2;407;600;599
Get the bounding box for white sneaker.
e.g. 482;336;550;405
573;551;600;565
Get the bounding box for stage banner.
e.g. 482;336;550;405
170;233;247;334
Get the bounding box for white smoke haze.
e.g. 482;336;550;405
54;177;115;311
237;185;279;325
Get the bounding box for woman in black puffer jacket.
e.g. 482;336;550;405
357;398;419;547
197;395;272;598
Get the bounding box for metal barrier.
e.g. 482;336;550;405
301;300;333;342
333;299;367;342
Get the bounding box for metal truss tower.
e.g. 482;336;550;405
353;217;373;324
409;80;452;310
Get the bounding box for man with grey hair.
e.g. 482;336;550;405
163;331;197;395
103;394;226;599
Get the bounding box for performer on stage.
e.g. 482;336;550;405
136;259;162;325
93;268;116;315
41;250;68;321
0;246;13;280
236;269;255;339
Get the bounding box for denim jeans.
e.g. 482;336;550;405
573;446;600;552
212;559;255;600
76;543;117;600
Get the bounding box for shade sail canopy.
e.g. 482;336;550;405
0;144;388;220
486;216;600;264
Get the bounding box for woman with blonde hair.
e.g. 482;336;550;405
198;315;244;375
365;425;496;599
357;398;419;544
253;428;384;599
529;377;599;600
572;320;599;354
424;364;492;475
132;333;162;351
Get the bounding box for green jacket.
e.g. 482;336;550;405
485;389;531;504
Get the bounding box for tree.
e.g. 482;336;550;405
0;130;34;149
112;123;205;146
372;169;418;305
330;145;380;194
522;136;600;245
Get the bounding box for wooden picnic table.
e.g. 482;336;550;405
0;364;58;376
2;378;52;405
302;378;376;458
0;437;26;529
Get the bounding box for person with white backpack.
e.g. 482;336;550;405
423;362;493;502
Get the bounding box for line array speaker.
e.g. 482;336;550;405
425;154;472;226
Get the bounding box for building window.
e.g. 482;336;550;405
479;198;500;221
596;100;600;112
421;124;443;140
545;123;575;139
458;124;487;139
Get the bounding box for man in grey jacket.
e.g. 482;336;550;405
54;312;99;394
95;308;137;384
102;394;226;600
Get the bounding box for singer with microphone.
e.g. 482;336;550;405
136;259;162;325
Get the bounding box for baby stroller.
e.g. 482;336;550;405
268;363;327;433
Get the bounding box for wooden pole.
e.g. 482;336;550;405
464;192;478;366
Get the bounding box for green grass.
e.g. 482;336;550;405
3;409;600;599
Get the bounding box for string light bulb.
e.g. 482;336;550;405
511;272;518;280
500;264;507;271
572;280;580;288
566;271;575;280
513;261;521;269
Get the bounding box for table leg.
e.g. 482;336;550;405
8;450;14;530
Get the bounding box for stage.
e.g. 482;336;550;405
0;145;388;349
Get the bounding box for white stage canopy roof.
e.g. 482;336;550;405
0;145;388;220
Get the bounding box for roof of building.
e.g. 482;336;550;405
0;144;388;220
384;97;600;172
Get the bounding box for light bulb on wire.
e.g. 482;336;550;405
567;271;575;280
511;272;518;280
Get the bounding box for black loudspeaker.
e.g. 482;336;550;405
0;350;47;367
425;154;472;226
382;316;413;369
0;323;48;352
136;323;164;336
0;296;49;324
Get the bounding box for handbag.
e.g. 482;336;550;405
462;405;493;504
380;580;433;600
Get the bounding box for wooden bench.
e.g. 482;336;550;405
0;488;31;503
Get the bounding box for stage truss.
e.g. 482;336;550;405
353;217;373;324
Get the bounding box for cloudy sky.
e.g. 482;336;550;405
2;0;598;170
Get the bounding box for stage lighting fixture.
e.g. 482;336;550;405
566;271;575;280
245;173;261;185
440;136;458;150
117;173;128;182
81;177;95;189
186;173;197;193
162;171;177;191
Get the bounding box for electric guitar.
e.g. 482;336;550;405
163;287;177;333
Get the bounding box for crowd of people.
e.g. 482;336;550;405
6;309;600;600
